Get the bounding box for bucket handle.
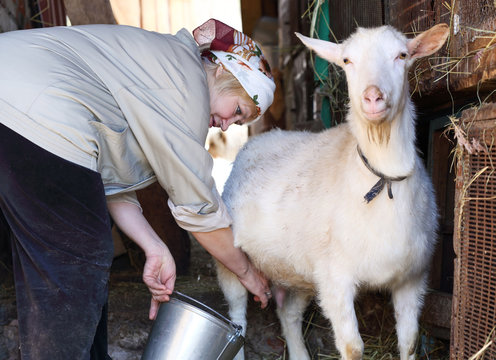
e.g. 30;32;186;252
173;291;242;332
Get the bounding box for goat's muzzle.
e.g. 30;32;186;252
361;85;389;122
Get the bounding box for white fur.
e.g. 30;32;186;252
218;24;448;360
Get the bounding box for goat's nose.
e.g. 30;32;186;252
363;85;385;104
361;85;388;119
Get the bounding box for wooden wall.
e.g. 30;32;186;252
388;0;496;109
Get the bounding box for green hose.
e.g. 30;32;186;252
313;0;331;128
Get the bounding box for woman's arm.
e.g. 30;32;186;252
191;228;271;308
107;201;176;320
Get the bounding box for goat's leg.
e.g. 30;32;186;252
216;261;248;360
318;278;363;360
276;289;313;360
392;276;427;360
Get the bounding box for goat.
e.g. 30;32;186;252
217;24;449;360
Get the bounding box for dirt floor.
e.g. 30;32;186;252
0;237;450;360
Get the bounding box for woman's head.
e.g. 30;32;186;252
194;19;276;130
203;60;258;130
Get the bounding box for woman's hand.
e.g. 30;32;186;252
192;228;272;309
142;242;176;320
236;261;272;308
107;200;176;319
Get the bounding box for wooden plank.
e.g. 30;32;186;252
430;128;456;293
422;291;452;338
278;0;310;68
329;0;384;41
37;0;66;27
64;0;115;25
240;0;262;36
450;121;465;359
387;0;437;33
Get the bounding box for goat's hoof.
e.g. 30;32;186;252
345;344;363;360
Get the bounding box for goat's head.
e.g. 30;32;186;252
296;24;449;127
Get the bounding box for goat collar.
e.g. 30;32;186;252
357;146;408;203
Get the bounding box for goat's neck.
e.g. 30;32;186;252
349;102;416;177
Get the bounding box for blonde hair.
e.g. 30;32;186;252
203;59;258;121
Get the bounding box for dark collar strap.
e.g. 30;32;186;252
357;146;408;203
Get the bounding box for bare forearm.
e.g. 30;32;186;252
107;201;166;256
191;227;250;277
192;227;271;308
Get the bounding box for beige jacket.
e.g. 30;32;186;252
0;24;231;232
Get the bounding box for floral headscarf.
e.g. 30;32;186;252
193;18;276;120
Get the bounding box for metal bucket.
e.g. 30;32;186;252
141;291;244;360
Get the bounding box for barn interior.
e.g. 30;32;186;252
1;1;496;359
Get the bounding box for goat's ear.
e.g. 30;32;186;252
407;23;449;59
295;32;341;65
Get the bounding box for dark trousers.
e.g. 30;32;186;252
0;124;114;360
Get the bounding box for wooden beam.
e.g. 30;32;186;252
240;0;261;36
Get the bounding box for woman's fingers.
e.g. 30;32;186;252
149;298;160;320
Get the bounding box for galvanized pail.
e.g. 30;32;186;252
141;291;244;360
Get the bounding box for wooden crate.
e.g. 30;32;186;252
451;102;496;359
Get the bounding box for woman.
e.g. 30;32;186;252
0;19;275;359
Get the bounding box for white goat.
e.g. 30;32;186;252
217;24;449;360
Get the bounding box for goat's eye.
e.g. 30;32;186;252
398;52;408;60
343;58;351;64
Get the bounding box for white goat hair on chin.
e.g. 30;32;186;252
218;23;449;360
